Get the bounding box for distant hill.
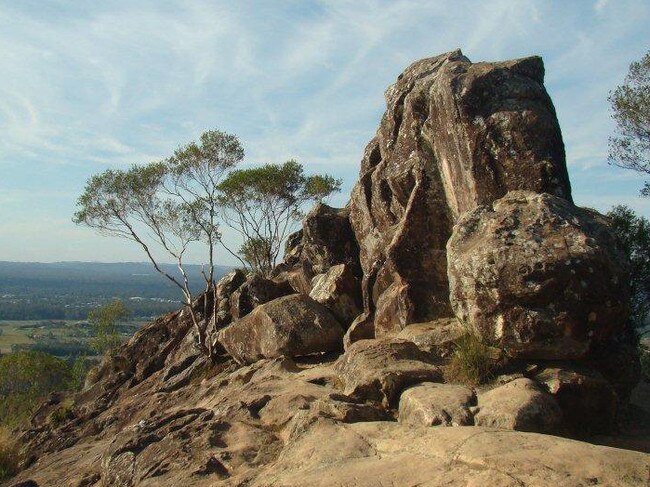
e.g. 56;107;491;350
0;261;232;296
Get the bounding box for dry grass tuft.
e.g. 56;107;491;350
445;332;499;386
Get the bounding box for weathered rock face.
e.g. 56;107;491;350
398;382;475;427
257;420;649;487
309;264;362;327
217;294;344;364
473;378;563;433
334;338;442;406
447;191;630;360
229;273;294;321
396;318;464;358
275;204;362;296
9;50;647;487
349;49;572;338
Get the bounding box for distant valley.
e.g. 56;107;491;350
0;261;232;320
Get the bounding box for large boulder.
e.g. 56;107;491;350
334;338;442;406
217;294;344;364
396;318;464;358
534;365;619;435
229;273;294;320
349;49;572;338
447;191;630;360
309;264;362;327
398;382;475;427
473;378;563;433
301;204;361;275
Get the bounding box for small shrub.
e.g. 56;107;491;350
49;399;75;426
0;427;19;481
445;332;499;386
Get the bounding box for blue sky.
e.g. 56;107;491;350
0;0;648;265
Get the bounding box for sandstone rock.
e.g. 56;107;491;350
10;50;647;487
218;294;344;364
396;318;464;357
535;366;619;435
257;419;649;487
349;49;572;337
300;203;361;275
212;268;247;328
342;312;375;350
474;378;563;433
229;273;294;320
398;382;475;427
309;264;362;327
310;393;392;423
334;338;442;406
447;191;630;360
275;204;362;289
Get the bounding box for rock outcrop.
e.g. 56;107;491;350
349;49;572;337
274;203;362;297
447;191;630;360
308;264;362;327
398;382;475;427
334;338;442;406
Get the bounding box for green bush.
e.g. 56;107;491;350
0;427;19;481
0;351;75;428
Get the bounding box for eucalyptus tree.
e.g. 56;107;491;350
218;160;341;276
163;130;244;345
74;130;244;356
609;51;650;195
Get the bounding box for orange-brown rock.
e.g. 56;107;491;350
348;49;572;338
447;191;630;360
217;294;344;364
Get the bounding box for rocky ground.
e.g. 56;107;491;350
7;49;650;486
7;311;650;486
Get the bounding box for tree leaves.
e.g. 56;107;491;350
608;51;650;194
218;160;341;275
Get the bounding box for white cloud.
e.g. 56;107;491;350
595;0;610;13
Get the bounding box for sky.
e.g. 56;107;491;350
0;0;648;265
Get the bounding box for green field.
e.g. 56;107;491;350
0;319;145;357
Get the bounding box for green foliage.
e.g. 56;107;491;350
69;355;94;390
445;333;498;386
49;398;75;426
607;205;650;328
608;51;650;194
74;130;249;356
88;299;130;354
0;351;74;428
640;343;650;382
168;129;244;177
0;427;19;481
218;160;341;275
239;237;273;275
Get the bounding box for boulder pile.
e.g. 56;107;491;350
9;50;647;487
